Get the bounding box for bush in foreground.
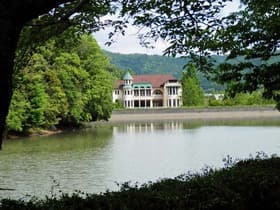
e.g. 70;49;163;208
1;156;280;210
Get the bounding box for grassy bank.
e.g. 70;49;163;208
1;155;279;210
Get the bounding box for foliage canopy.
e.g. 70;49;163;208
7;34;114;133
118;0;280;108
181;63;205;106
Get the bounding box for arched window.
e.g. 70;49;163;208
153;90;163;95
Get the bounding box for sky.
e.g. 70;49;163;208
94;1;241;55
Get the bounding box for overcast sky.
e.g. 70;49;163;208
94;1;241;55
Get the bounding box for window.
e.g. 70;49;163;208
168;99;172;107
168;87;172;95
134;89;139;96
134;100;139;107
154;90;162;95
146;89;151;96
125;80;131;85
168;87;178;95
140;89;145;96
124;90;131;95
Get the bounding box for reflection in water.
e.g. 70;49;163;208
3;126;113;154
0;127;113;199
113;118;280;134
0;119;280;199
113;121;183;133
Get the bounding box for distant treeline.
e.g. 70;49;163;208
104;51;280;93
104;51;225;92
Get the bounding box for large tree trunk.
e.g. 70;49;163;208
0;0;73;149
0;18;22;149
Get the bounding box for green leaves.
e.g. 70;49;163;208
118;0;280;109
120;0;227;56
7;33;114;133
181;63;205;106
6;92;30;132
77;35;114;121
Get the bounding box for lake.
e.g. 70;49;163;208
0;119;280;199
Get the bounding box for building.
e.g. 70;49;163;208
113;71;182;108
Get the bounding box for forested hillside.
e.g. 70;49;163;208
104;51;225;92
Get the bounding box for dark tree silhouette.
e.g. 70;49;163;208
0;1;70;149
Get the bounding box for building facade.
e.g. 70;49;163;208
113;71;182;108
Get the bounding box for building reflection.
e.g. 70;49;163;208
113;121;184;134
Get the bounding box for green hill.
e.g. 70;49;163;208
104;51;224;92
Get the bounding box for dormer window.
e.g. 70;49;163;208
124;79;131;85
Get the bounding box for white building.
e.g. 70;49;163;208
113;71;182;108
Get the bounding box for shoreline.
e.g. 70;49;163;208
6;129;62;140
109;108;280;123
5;107;280;140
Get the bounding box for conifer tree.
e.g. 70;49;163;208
181;63;205;106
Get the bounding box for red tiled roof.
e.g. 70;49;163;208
133;74;176;87
114;74;177;88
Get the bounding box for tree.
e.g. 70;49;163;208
0;0;116;149
6;33;114;133
7;53;51;133
208;0;280;108
120;0;280;109
181;63;205;106
75;35;114;121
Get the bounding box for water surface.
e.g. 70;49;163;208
0;119;279;199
